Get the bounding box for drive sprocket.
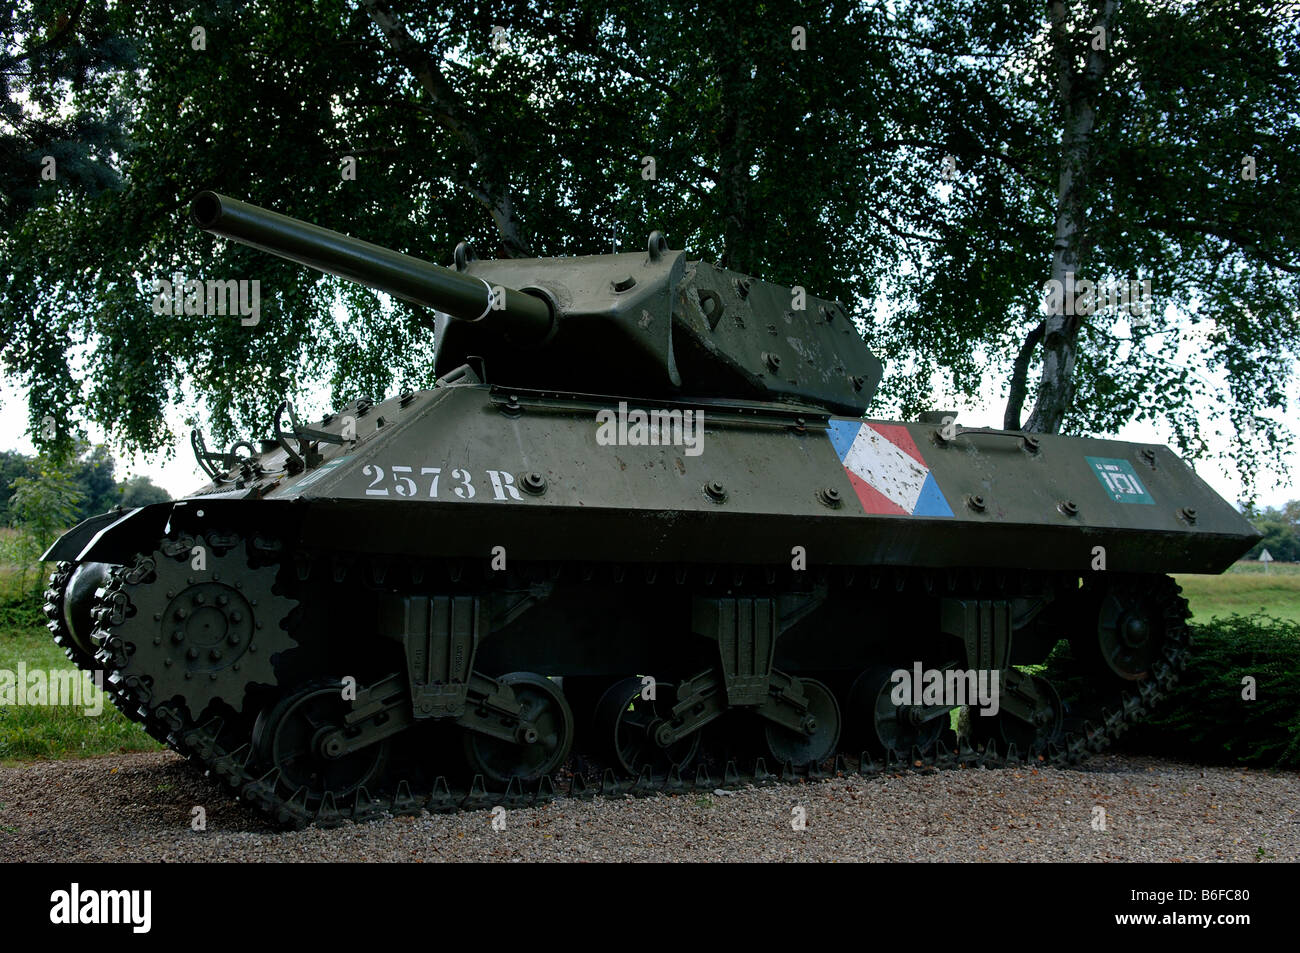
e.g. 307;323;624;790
90;533;298;722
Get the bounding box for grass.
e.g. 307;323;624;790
0;620;161;761
1;553;160;762
1175;561;1300;624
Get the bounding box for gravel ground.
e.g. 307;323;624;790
1;751;1296;862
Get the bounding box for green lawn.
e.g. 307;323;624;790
1;554;161;762
1175;561;1300;624
0;621;161;761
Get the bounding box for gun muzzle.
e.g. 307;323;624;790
190;191;553;340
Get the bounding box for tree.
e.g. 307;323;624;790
73;442;116;516
0;445;169;523
1;0;1296;500
7;458;82;594
118;473;170;507
0;0;133;230
886;0;1299;494
1244;500;1300;561
1;0;134;462
1;0;917;452
0;449;34;523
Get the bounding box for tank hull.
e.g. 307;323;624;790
41;382;1257;827
53;383;1255;573
278;384;1258;576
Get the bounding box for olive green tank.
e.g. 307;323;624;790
42;192;1259;826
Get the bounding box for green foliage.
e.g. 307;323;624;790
73;443;116;517
1247;521;1299;563
0;0;135;461
1242;500;1300;562
0;594;46;632
118;474;170;508
0;607;44;630
1124;615;1300;770
0;451;33;524
885;0;1300;489
0;445;162;604
5;457;81;595
8;461;82;549
0;529;47;628
0;0;134;230
0;444;169;526
0;0;1296;493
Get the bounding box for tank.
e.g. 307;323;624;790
42;192;1260;826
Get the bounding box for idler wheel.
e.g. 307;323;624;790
848;664;947;756
57;561;112;659
255;683;390;803
763;677;841;766
595;676;699;777
1096;590;1161;680
1076;576;1184;682
462;672;574;784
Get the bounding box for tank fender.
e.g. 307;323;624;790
42;510;134;562
43;503;175;565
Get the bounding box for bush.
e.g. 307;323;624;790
1121;614;1300;770
4;458;81;599
0;596;46;630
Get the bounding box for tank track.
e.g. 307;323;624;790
60;548;1192;829
45;561;175;746
45;562;95;669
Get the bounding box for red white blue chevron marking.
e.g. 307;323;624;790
827;420;954;517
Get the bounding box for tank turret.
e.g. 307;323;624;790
191;192;881;414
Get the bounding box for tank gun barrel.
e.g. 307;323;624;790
190;192;553;341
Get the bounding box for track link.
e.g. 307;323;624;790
63;554;1192;829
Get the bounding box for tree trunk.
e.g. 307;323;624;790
714;10;755;272
716;92;754;272
1004;313;1046;430
361;0;533;257
1019;0;1115;434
